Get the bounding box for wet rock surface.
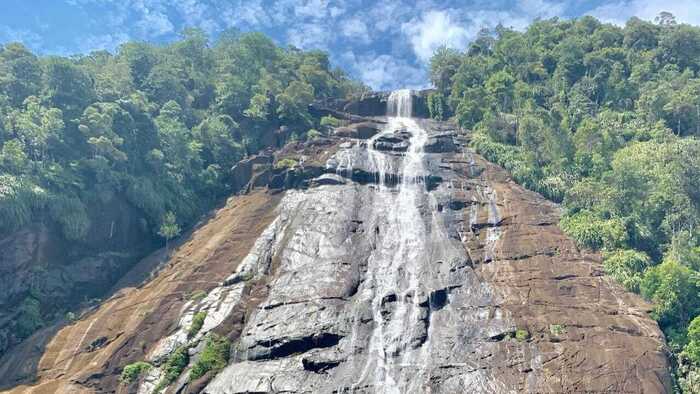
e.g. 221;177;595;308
202;115;671;393
0;108;671;393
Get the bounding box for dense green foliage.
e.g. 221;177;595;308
430;14;700;389
0;29;361;344
120;361;152;383
0;29;361;240
189;333;230;381
15;296;43;338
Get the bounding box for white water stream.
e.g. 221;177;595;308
353;89;436;393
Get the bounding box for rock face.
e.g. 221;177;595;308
0;195;155;357
316;90;430;119
0;91;671;393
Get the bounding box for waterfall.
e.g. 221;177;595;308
352;89;433;393
387;89;413;118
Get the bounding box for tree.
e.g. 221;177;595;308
43;57;96;118
603;249;651;292
485;70;515;112
0;43;42;106
276;80;314;126
5;96;64;162
427;92;447;120
455;86;490;129
623;17;660;51
158;211;181;254
641;258;700;335
684;316;700;364
0;139;28;173
0;29;358;353
659;24;700;72
430;15;700;390
429;46;461;94
656;12;677;27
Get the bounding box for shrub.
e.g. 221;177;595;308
320;115;340;128
603;249;651;292
154;346;189;392
48;194;90;241
188;311;207;339
559;210;627;250
549;324;566;336
121;361;152;383
640;258;700;329
0;175;47;234
306;128;322;140
125;176;165;225
274;158;298;169
427;92;447;120
16;296;43;338
684;316;700;365
189;334;230;381
515;329;530;341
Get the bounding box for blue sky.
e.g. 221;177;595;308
1;0;699;90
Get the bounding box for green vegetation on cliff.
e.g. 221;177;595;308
430;14;700;391
0;29;362;347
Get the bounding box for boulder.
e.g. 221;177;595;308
310;173;346;186
424;132;458;153
333;121;382;139
372;131;411;152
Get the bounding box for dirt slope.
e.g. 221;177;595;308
0;191;280;394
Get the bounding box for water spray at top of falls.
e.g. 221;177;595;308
387;89;413;118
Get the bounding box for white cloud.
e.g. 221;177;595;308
342;51;428;91
517;0;565;19
7;0;578;89
401;10;471;63
369;1;413;33
79;32;131;53
287;23;330;49
294;0;330;19
588;0;700;26
175;0;221;35
222;0;269;28
0;26;43;49
130;0;174;37
341;18;371;44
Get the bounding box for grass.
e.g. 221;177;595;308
188;290;207;301
188;311;207;339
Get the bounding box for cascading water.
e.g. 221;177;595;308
351;89;437;393
387;89;413;118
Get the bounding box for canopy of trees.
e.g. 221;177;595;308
429;14;700;392
0;29;363;238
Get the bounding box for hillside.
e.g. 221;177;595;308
0;91;671;393
427;15;700;391
0;13;699;394
0;30;365;362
